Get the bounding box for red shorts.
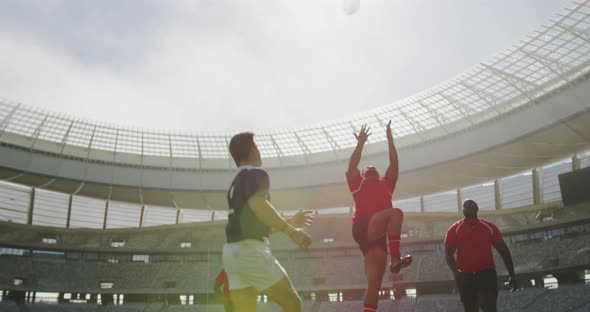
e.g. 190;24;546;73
352;215;387;256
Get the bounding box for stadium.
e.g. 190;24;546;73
1;1;590;311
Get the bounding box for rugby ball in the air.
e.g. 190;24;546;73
342;0;360;15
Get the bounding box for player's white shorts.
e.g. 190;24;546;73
222;239;288;291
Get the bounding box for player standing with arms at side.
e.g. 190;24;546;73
444;199;517;312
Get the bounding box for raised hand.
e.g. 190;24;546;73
386;120;393;140
354;124;372;144
287;209;314;228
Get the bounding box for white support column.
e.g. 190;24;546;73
138;190;145;228
139;205;146;228
420;196;425;213
494;179;502;210
176;208;182;225
27;188;35;225
173;199;181;225
103;201;109;230
103;187;112;230
533;168;542;205
572;155;581;171
456;188;462;213
66;194;73;228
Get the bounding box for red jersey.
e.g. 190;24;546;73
444;218;503;273
346;171;395;222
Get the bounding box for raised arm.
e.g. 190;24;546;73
384;120;399;182
249;195;311;249
493;240;518;291
348;125;371;176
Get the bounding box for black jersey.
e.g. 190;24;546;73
225;167;271;243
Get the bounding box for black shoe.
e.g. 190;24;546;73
390;255;413;274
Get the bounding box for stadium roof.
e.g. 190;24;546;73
1;1;588;162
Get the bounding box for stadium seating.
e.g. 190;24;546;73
316;300;364;312
1;202;574;254
10;285;590;311
1;232;589;294
0;301;19;312
379;297;417;312
497;287;547;311
518;284;590;312
25;303;98;312
414;294;462;312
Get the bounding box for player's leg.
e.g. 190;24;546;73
366;208;397;242
229;287;258;312
353;217;386;311
366;208;412;273
362;245;388;311
263;276;302;312
459;273;479;312
223;242;260;312
478;270;498;312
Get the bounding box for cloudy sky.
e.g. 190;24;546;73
0;0;570;133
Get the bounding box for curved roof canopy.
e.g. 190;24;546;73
0;1;589;162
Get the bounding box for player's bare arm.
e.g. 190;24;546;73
248;195;312;249
384;120;399;183
493;240;518;291
444;243;460;278
349;124;371;176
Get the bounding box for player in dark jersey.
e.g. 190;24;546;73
346;121;412;312
445;199;517;312
214;209;313;312
223;132;312;312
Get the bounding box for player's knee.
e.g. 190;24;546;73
391;207;403;219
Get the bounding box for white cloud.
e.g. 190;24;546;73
0;0;570;133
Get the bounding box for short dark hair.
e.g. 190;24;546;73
463;199;478;209
229;132;255;166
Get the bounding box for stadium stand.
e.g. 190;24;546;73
24;303;98;312
0;301;19;312
1;218;590;295
9;285;589;311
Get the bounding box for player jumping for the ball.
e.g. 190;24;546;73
346;121;412;312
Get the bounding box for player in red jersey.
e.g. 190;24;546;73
445;199;517;312
346;121;412;312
